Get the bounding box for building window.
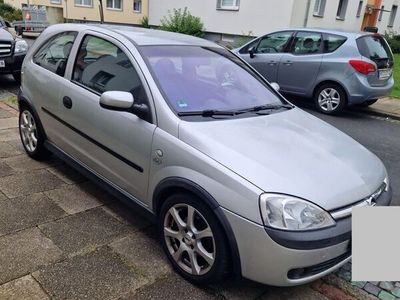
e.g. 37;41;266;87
75;0;92;7
133;0;141;12
336;0;349;20
50;0;61;4
217;0;240;11
378;5;384;21
106;0;122;10
313;0;326;17
388;5;398;27
356;1;363;18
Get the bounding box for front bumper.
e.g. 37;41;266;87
0;52;25;75
223;185;392;286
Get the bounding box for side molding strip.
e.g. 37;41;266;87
41;107;144;173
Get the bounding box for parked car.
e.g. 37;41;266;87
19;24;392;286
0;16;28;82
234;28;394;114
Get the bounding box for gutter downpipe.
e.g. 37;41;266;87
304;0;312;27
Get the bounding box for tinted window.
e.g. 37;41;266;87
72;35;147;103
256;32;293;54
291;32;322;55
33;32;77;76
324;34;347;53
357;35;394;68
141;46;284;113
238;38;259;54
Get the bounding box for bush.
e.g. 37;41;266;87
384;32;400;53
0;1;22;22
140;16;150;28
160;7;204;37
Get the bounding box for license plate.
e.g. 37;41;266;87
379;69;392;80
0;60;4;68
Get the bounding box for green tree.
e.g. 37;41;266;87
0;1;22;22
160;7;204;37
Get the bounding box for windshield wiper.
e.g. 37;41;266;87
240;103;293;113
178;109;238;117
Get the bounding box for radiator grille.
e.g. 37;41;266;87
0;41;12;56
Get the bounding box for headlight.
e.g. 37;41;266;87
14;39;28;54
259;193;335;231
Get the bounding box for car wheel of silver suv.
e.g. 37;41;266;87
19;106;50;160
159;192;230;284
314;83;346;115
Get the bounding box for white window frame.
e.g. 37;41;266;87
388;5;398;27
356;1;363;18
313;0;326;17
336;0;349;20
106;0;122;10
133;0;141;12
217;0;240;11
378;5;384;22
50;0;61;5
74;0;93;8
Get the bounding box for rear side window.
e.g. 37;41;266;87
357;35;394;68
291;32;322;55
323;34;347;53
33;32;77;76
72;35;147;104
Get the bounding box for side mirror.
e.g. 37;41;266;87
270;82;280;92
249;47;256;59
100;91;134;111
5;21;11;28
99;91;150;120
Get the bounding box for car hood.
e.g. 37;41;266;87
0;28;14;41
178;108;386;211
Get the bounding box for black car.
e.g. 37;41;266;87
0;17;28;81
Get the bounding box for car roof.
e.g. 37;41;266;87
280;27;371;38
48;23;219;47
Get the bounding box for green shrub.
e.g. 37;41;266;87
385;32;400;53
141;16;150;28
160;7;204;37
0;2;22;22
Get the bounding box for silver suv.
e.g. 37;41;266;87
19;24;392;286
235;29;394;114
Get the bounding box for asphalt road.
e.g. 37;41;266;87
1;75;398;205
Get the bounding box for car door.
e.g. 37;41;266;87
239;31;293;82
26;31;77;142
277;31;323;94
54;32;156;204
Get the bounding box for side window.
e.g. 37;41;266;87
72;35;147;104
33;32;77;76
256;32;293;54
324;34;347;53
291;32;323;55
238;38;259;54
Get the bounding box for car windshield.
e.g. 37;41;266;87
141;46;285;115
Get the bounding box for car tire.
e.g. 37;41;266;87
314;83;346;115
159;192;230;285
13;73;21;83
18;106;51;160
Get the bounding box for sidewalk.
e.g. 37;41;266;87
354;98;400;120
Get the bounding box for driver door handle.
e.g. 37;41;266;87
268;60;277;66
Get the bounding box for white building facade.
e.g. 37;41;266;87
148;0;399;41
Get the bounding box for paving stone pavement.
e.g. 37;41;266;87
0;90;395;299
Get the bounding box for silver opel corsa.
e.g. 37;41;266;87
18;24;391;286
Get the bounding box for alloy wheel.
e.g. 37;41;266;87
163;204;216;276
318;88;341;112
20;110;38;153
